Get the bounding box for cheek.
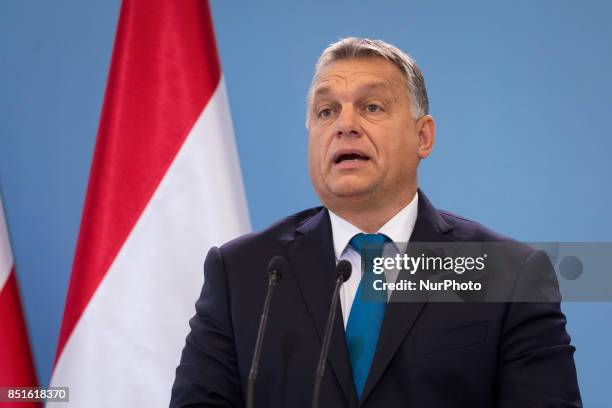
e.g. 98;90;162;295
379;129;418;170
395;133;420;171
308;131;331;167
307;133;325;176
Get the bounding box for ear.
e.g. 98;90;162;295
416;115;435;159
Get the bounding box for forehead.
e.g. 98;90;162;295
312;57;406;98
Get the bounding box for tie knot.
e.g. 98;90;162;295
349;233;390;254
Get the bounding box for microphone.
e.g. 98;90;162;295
312;260;352;408
247;256;287;408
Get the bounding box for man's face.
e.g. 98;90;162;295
307;57;432;212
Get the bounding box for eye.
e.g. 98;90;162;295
366;104;381;113
317;108;333;119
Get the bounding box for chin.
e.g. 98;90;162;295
327;183;374;199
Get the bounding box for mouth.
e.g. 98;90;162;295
332;149;371;165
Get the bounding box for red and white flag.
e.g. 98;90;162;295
0;194;40;408
48;1;250;406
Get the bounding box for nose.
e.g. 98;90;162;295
335;106;361;138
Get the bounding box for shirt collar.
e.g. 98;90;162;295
328;191;419;259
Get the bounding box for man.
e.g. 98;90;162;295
170;38;581;407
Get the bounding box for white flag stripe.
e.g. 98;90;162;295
0;197;14;289
48;78;250;407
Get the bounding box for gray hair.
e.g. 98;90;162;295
307;37;429;120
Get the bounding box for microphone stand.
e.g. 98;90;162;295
312;260;351;408
247;257;285;408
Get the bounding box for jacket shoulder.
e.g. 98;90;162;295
219;206;324;254
439;209;520;244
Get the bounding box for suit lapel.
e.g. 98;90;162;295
285;208;358;408
360;190;455;404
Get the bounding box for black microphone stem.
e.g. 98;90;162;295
247;270;281;408
312;273;344;408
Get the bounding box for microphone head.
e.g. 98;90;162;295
267;256;289;282
335;260;352;282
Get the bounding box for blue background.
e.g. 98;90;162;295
1;0;610;405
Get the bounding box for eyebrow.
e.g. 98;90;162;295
312;81;393;100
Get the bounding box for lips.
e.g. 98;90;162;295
332;149;371;164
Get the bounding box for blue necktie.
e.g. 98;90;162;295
346;233;390;400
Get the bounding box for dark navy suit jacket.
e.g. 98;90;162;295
170;191;581;407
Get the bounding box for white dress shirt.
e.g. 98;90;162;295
328;192;419;328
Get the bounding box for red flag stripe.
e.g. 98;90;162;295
56;0;221;361
0;269;40;408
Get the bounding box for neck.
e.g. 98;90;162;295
328;187;417;233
